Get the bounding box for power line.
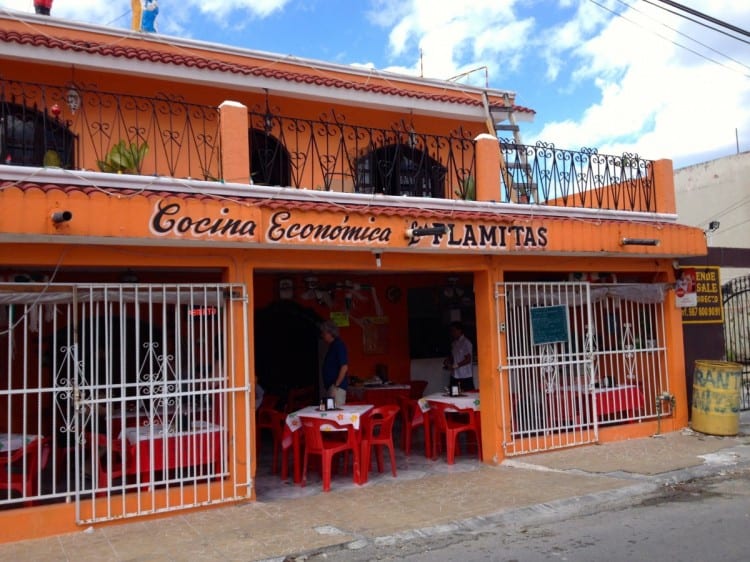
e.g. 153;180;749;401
651;0;750;39
624;0;750;72
589;0;750;78
641;0;750;47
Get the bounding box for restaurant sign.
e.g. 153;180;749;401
266;212;548;249
149;202;548;250
677;266;723;324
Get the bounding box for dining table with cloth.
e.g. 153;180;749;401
281;404;373;485
120;421;223;482
0;433;39;453
347;383;411;406
548;383;646;426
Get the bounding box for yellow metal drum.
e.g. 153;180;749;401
691;360;742;436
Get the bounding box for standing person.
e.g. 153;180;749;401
33;0;53;15
443;321;474;391
320;320;348;407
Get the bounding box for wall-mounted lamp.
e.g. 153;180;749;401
405;225;449;238
51;210;73;224
263;88;273;133
65;88;81;114
621;237;660;247
705;220;720;234
374;252;382;269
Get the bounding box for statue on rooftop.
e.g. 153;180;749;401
141;0;159;33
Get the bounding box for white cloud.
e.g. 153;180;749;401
373;0;750;166
517;1;750;167
368;0;530;85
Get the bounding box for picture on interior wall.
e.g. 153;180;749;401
362;317;388;355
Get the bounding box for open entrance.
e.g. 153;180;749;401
251;270;481;498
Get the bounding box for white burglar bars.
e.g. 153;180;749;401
0;283;252;523
497;282;670;456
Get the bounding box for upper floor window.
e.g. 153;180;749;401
355;144;446;198
249;128;290;187
0;103;75;168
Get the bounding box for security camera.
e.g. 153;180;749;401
706;220;720;233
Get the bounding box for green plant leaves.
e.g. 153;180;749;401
97;139;148;174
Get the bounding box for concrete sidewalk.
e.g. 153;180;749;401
4;413;750;562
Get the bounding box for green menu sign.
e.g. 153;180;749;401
530;305;569;345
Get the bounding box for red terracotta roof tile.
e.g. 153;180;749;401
2;180;549;223
0;30;535;116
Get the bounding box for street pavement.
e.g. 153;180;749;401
3;412;749;562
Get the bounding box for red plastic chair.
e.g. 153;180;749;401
0;437;51;505
429;401;482;465
301;417;360;492
86;433;130;496
360;405;399;483
397;395;431;457
256;395;286;473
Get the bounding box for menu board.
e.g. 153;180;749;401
530;305;569;345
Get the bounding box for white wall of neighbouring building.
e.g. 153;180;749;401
674;151;750;283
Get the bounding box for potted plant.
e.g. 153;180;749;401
454;175;476;201
97;139;148;174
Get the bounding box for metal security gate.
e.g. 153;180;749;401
498;282;672;456
0;283;252;523
498;282;598;455
723;275;750;410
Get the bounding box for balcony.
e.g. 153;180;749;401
0;79;222;181
1;78;658;213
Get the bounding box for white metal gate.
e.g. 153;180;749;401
497;282;672;456
0;283;252;523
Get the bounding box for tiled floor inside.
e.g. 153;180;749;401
254;420;483;501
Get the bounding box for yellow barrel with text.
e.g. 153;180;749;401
691;360;742;436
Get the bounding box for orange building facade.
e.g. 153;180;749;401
0;13;706;542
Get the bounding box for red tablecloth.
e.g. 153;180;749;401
123;422;222;482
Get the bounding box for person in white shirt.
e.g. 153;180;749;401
443;321;474;391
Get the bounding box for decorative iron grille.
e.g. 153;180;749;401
248;107;476;199
723;275;750;410
0;78;222;181
499;140;657;212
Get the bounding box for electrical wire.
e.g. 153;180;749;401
641;0;750;46
650;0;750;39
620;0;750;72
588;0;750;78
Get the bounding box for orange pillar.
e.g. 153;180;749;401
219;101;250;185
653;159;676;215
131;0;142;31
474;133;501;202
663;268;689;430
474;266;505;464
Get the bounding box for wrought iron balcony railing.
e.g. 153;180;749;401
0;78;222;181
0;78;658;213
248;106;476;200
499;140;656;212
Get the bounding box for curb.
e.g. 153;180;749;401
275;442;750;562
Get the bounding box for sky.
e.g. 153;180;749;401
3;0;749;169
